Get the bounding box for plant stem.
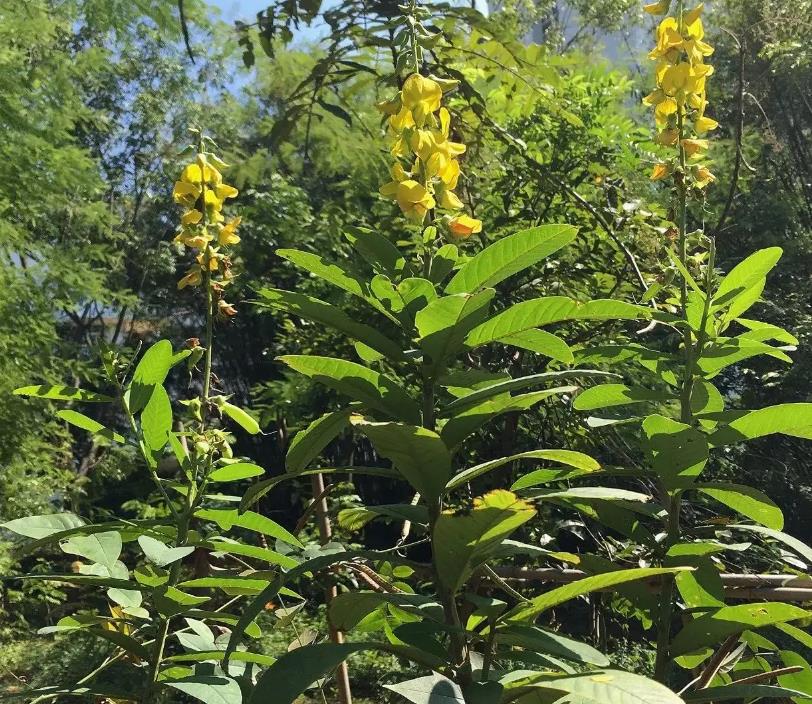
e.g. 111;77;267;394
655;1;690;683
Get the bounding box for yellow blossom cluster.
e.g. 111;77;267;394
377;73;482;239
644;1;718;188
172;153;240;316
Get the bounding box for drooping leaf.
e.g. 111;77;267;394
138;535;195;567
344;226;407;278
221;403;261;435
329;592;442;631
643;414;708;490
505;568;685;623
54;409;124;443
1;513;85;539
573;384;674;411
286;409;352;474
670;603;810;656
729;524;812;564
194;509;303;549
434;490;535;593
60;531;122;570
351;420;452;500
13;385;113;403
445;224;577;294
384;673;465;703
697;338;792;377
498;329;574;363
257;288;404;361
709;404;812;445
447;449;600;492
441;371;615;417
506;670;685;704
696;483;784;530
495;624;610;666
164;674;243;704
279;355;420;425
464;298;648;349
209;462;265;483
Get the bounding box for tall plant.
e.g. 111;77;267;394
3;134;304;703
567;0;812;695
218;6;705;703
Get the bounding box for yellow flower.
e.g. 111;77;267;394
681;138;708;157
694;115;718;133
379;179;436;222
178;268;202;289
656;128;679;146
409;129;436;162
197;248;222;272
401;74;442;125
218;217;241;246
390;106;415;131
448;214;482;239
181;210;203;225
651;163;672;181
376;94;401;116
438;186;463;210
644;0;670;13
693;165;716;187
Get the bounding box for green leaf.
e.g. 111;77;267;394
684;684;812;702
434;490;535;593
696;483;783;529
778;650;812;699
279;355;420;425
138;535;194;567
730;525;812;564
60;531;122;569
1;513;85;539
258;288;404;361
440;389;574;448
166;651;276;666
209;462;265;483
206;540;299;569
499;329;574;363
345;226;407;277
286;409;352;474
329;592;442;631
221;403;260;435
13;385;113;403
415;290;495;373
384;673;465;703
442;371;615;417
464;298;647;349
239;466;401;513
338;503;428;532
713;247;782;306
141;385;172;459
129;339;174;413
697;338;792;377
505;568;685;623
445;224;577;294
277;249;366;299
180;576;270;593
709;404;812;445
508;670;684;704
447;450;600;492
573;384;674;411
352;420;451;500
164;675;242;704
643;415;708;490
670;602;810;656
247;642;367;704
495;624;610;666
194;509;303;549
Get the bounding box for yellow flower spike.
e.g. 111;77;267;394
401;74;442;126
178;268;202;289
694;116;719;133
379;179;436;222
218;217;241;246
448;214;482;239
644;0;671;13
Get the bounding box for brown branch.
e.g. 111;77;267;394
732;666;804;686
694;634;742;689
